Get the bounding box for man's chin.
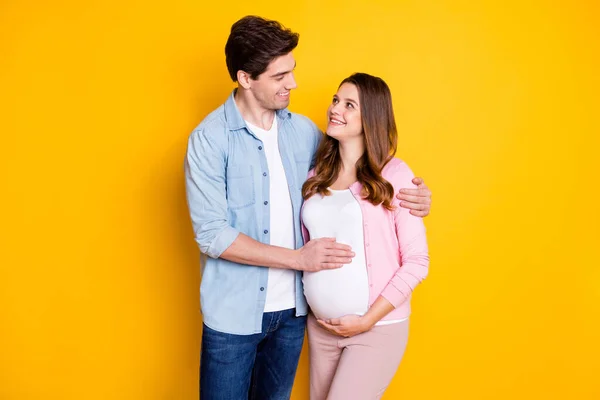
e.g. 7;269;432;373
275;98;290;109
263;99;290;111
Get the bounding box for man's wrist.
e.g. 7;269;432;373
285;248;302;271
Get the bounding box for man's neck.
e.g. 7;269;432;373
234;88;276;130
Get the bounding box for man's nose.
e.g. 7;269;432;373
286;72;297;90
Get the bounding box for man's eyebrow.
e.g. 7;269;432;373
269;62;297;78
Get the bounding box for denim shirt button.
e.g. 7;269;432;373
260;287;265;291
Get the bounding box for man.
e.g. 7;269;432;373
185;15;432;400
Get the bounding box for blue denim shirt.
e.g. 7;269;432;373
185;91;322;334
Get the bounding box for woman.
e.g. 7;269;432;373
301;73;430;399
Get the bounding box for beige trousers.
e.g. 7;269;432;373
307;313;409;400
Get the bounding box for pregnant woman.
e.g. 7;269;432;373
301;73;430;400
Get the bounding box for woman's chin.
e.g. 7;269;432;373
325;129;343;139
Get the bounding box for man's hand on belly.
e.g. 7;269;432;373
293;238;355;272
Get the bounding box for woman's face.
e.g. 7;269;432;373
326;82;363;141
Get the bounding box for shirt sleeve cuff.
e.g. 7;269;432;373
206;225;240;258
380;280;411;308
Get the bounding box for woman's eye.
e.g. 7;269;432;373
347;103;354;108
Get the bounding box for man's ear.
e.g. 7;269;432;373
237;70;252;89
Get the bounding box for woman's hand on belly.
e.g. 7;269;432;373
316;314;373;338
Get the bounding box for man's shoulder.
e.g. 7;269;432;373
287;111;319;131
184;105;230;164
187;105;231;152
285;112;322;153
192;104;227;134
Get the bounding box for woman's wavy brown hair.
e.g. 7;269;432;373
302;73;398;210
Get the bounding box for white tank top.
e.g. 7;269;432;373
302;189;405;325
302;189;370;319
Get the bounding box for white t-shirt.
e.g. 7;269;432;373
302;189;405;325
245;117;296;312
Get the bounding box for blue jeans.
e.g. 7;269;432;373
200;308;306;400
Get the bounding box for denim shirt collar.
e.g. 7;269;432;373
223;89;291;132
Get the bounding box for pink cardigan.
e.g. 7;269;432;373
301;157;430;322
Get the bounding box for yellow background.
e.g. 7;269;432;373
1;0;599;399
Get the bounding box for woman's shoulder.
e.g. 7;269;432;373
382;157;416;188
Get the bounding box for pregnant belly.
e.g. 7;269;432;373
303;266;370;320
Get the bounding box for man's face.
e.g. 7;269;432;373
249;52;297;111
